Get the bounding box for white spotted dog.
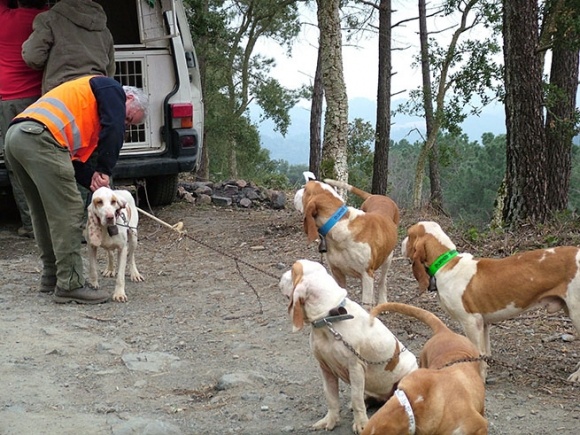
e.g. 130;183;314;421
279;259;417;434
293;175;399;306
86;186;144;302
402;220;580;383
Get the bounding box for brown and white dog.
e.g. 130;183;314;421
362;302;487;435
293;177;399;305
86;186;144;302
402;220;580;382
279;259;417;434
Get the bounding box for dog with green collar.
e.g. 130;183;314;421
403;220;580;384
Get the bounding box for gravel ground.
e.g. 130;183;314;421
0;198;579;434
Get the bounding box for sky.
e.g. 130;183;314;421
255;1;500;105
254;1;460;103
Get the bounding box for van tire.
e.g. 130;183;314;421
140;174;179;206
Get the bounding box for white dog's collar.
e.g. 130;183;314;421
394;389;416;435
311;298;353;328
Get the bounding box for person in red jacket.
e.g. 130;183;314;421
4;75;148;304
0;0;47;238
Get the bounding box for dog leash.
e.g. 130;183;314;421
321;319;409;366
439;355;491;369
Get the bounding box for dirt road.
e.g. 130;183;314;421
1;200;579;434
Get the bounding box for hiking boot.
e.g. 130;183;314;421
53;284;110;304
17;227;34;239
39;275;57;294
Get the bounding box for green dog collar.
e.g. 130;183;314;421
428;250;458;276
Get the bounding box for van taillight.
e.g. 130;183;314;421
179;135;196;148
170;103;193;129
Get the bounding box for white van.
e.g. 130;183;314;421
0;0;204;206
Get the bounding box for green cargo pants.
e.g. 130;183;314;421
4;120;85;290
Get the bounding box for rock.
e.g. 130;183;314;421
98;338;129;356
212;196;233;206
239;198;252;208
194;185;213;196
216;372;267;390
223;185;239;196
242;187;259;200
270;190;286;209
112;418;183;435
183;191;195;204
197;194;212;205
121;352;180;373
179;178;286;209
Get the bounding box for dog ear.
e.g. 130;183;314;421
291;262;304;288
113;193;128;210
291;283;306;332
292;293;304;332
87;203;102;247
303;201;320;243
288;262;306;331
411;237;430;292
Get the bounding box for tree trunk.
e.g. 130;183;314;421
228;141;238;179
502;0;548;225
197;0;210;181
317;0;348;183
412;0;477;209
545;20;580;211
309;45;324;179
371;0;392;195
418;0;443;209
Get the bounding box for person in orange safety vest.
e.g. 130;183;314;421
4;75;148;304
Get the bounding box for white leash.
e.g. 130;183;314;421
136;207;186;234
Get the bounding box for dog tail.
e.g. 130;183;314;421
371;302;447;335
323;178;372;201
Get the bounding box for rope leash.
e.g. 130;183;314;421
135;207;578;387
135;207;280;315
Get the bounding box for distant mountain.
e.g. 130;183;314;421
250;98;506;165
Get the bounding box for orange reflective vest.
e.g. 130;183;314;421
14;75;101;163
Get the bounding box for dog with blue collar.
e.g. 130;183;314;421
293;175;400;306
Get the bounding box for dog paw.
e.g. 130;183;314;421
102;269;116;278
567;363;580;382
112;291;128;303
312;412;340;431
131;272;145;282
352;419;368;434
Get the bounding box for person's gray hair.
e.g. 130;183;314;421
123;86;149;118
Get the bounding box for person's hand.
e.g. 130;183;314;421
90;172;110;191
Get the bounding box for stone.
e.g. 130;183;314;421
239;198;252;208
212;196;233;206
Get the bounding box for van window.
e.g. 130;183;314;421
95;1;140;45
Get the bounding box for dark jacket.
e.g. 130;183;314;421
21;0;115;94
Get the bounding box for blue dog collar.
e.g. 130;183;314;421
318;205;348;237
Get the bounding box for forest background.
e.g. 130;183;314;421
184;0;580;228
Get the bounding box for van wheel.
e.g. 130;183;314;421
140;174;178;206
